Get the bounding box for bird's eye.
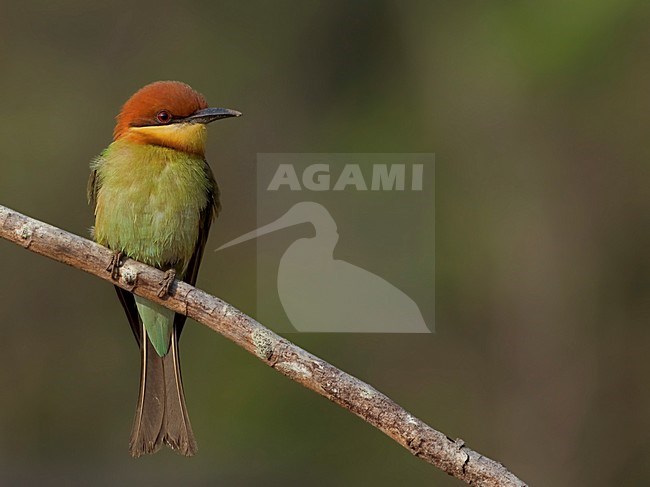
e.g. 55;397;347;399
156;110;172;124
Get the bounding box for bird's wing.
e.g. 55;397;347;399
115;286;143;345
89;154;219;344
174;160;220;338
89;152;143;345
87;149;108;209
87;169;98;209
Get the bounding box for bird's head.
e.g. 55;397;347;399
113;81;241;155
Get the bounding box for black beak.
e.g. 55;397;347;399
183;107;242;124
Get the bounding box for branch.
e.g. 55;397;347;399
0;204;527;487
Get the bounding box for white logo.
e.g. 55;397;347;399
218;201;428;333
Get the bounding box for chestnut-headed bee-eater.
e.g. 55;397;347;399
88;81;241;456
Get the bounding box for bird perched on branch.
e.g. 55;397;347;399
88;81;241;456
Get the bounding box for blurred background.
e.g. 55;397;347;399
0;1;648;485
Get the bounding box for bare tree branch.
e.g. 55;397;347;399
0;203;527;487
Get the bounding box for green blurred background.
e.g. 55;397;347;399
0;1;648;485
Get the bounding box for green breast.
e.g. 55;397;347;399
92;140;211;273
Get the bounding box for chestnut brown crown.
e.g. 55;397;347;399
113;81;208;140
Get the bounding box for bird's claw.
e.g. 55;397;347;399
158;269;177;298
107;251;124;280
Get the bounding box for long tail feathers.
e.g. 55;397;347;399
129;326;197;457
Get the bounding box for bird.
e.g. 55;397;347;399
217;202;428;333
88;81;241;457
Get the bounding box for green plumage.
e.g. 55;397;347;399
86;80;237;458
89;138;218;356
133;296;176;356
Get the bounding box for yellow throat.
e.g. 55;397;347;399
126;123;208;154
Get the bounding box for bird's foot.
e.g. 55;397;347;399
158;269;177;298
106;251;124;280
